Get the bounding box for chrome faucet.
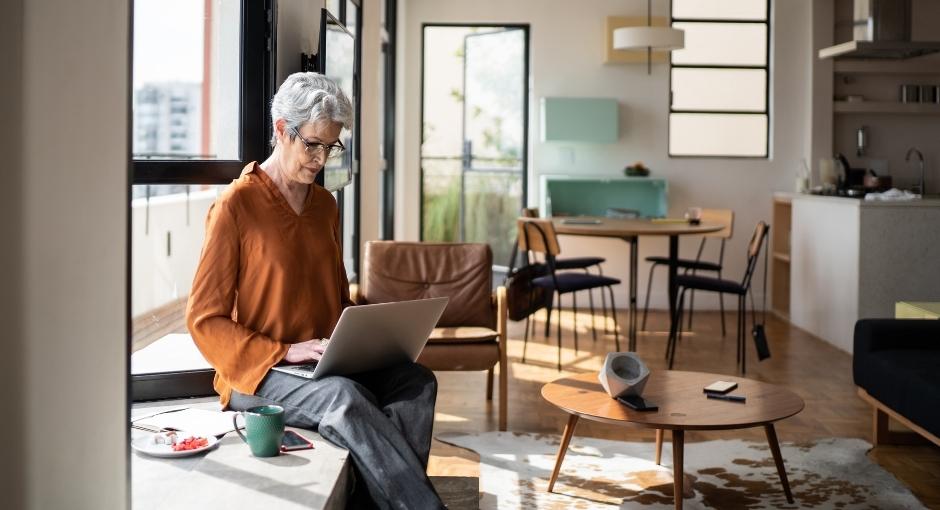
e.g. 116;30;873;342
906;147;926;195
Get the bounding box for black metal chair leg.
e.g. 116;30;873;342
588;286;597;342
556;291;563;371
741;296;747;375
572;292;579;353
598;266;610;334
668;288;687;370
522;284;536;364
641;262;657;331
687;269;697;331
718;270;727;337
736;296;743;367
606;285;621;352
544;301;553;337
522;314;530;363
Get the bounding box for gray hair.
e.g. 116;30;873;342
269;72;353;147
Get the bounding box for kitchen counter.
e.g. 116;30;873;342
782;191;940;353
775;191;940;208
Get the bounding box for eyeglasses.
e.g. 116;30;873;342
290;127;345;160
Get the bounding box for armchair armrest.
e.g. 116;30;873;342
854;319;940;353
495;286;507;343
349;283;360;305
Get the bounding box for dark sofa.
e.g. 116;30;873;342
853;319;940;446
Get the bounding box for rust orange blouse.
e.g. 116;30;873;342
186;162;353;407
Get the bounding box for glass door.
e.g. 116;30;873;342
421;25;528;267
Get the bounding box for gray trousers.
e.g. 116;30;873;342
230;362;444;510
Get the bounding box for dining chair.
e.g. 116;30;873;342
641;209;734;335
357;241;510;430
518;208;611;340
517;218;621;370
665;221;769;374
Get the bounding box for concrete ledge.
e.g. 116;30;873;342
132;399;350;510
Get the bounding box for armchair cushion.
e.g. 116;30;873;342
418;343;500;371
361;242;496;330
429;326;499;344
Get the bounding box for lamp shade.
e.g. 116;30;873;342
613;26;684;51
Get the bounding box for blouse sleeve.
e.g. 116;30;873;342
186;199;289;395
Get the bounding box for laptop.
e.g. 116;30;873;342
271;297;449;380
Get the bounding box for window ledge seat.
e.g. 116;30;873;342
132;398;351;510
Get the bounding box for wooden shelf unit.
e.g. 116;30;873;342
771;195;792;320
833;60;940;75
833;101;940;115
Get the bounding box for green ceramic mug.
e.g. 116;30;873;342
233;405;285;457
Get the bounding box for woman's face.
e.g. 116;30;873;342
278;119;343;185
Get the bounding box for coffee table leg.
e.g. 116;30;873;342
548;414;579;493
672;429;684;510
764;424;795;504
655;428;664;465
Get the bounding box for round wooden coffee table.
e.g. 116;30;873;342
541;371;805;510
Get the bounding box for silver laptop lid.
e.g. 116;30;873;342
310;297;449;379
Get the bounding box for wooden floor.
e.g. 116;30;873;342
431;308;940;509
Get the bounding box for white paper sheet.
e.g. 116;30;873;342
135;408;239;436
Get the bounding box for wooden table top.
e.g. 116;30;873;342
551;217;724;237
541;371;804;431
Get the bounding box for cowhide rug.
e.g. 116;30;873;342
438;432;926;509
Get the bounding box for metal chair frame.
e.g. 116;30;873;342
666;222;769;374
518;219;621;370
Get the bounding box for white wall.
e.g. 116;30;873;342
396;0;815;309
16;0;128;508
359;0;382;263
131;192;217;317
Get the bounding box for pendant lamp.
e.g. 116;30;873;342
612;0;685;74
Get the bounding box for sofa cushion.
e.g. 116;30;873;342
855;348;940;439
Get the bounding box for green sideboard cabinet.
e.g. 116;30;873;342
540;175;669;218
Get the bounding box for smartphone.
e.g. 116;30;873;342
616;395;659;412
280;430;314;452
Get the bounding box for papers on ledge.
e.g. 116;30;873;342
134;408;239;437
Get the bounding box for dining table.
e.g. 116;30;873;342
551;217;724;352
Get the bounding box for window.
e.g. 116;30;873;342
130;0;270;401
669;0;770;158
332;0;361;280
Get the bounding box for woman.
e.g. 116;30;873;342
186;72;444;509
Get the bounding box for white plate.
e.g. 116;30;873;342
131;431;220;458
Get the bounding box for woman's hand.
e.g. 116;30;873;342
284;338;330;363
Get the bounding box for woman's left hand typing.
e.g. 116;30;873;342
284;338;329;363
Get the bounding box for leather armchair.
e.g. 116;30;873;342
355;241;509;431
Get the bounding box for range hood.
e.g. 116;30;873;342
818;0;940;60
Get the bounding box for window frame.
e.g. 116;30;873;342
381;0;397;240
129;1;363;403
668;1;772;159
132;0;270;184
129;0;272;402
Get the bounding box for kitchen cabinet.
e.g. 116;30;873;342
788;193;940;353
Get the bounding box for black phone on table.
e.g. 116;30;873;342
280;430;314;451
616;395;658;411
